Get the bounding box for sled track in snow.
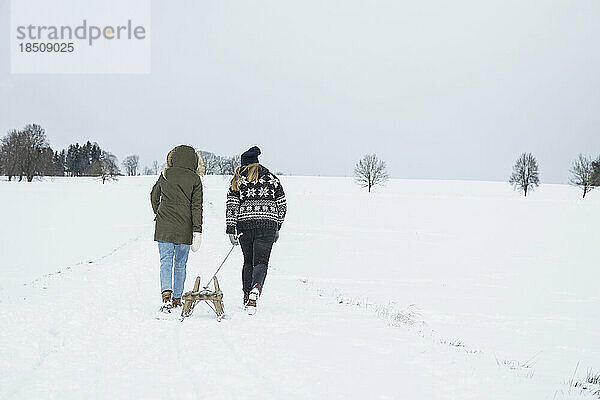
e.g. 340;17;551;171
24;232;147;289
296;277;488;355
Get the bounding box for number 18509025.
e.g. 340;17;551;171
19;43;74;53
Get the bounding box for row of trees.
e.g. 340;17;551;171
56;141;105;176
56;141;130;181
352;152;600;198
142;160;162;176
0;126;244;182
123;155;140;176
0;129;243;182
2;125;598;195
0;124;54;181
508;152;600;198
140;150;241;177
0;124;134;183
199;150;241;175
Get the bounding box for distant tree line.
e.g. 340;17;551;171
142;160;163;176
0;124;121;183
122;155;140;176
1;126;240;182
199;150;241;175
61;141;102;176
141;149;241;176
507;152;600;198
4;124;599;197
349;151;600;198
0;124;54;181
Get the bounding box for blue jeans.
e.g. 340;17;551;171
158;241;190;298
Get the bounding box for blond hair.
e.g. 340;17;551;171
195;151;205;176
231;163;259;191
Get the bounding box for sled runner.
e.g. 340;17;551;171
180;276;225;321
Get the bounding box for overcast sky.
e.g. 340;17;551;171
1;0;599;182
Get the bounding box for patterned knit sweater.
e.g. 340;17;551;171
226;165;287;234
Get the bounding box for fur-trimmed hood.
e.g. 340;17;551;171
163;145;205;178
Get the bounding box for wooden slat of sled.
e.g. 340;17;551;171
181;276;225;319
212;277;225;317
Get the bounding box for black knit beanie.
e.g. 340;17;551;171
241;146;261;166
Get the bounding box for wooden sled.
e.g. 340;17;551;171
181;276;225;321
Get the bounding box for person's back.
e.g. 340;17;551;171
227;164;285;233
151;145;203;311
152;145;203;245
225;146;287;315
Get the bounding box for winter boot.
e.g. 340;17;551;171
246;284;261;315
171;298;182;308
243;292;250;307
160;290;173;313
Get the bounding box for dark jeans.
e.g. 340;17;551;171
239;228;277;293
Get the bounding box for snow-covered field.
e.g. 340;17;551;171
1;175;599;399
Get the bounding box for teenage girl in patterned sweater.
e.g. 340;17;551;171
226;146;287;314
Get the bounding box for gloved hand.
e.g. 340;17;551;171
229;233;239;246
274;230;279;243
191;232;202;252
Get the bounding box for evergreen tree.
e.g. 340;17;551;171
63;141;109;176
77;142;92;174
90;143;101;163
592;159;600;187
65;143;80;176
52;150;66;176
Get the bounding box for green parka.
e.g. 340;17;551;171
151;145;203;245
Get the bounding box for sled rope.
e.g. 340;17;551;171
203;300;217;314
202;233;242;289
180;234;241;321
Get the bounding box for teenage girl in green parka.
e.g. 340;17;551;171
151;145;204;310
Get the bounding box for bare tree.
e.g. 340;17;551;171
198;150;221;175
0;129;22;181
20;124;52;182
509;152;540;197
87;151;120;184
122;155;139;176
0;124;52;182
196;150;247;176
219;155;241;175
569;154;598;198
354;154;389;192
216;156;228;175
151;160;160;175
